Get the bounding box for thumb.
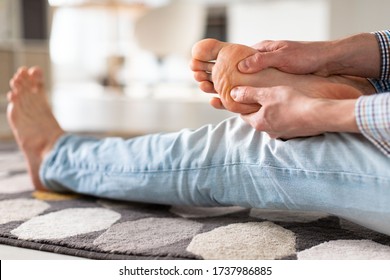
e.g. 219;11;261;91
231;86;263;104
238;52;275;74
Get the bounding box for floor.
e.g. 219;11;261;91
0;244;85;260
52;84;234;134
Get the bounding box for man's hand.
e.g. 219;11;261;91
238;40;329;76
231;86;359;139
238;33;380;79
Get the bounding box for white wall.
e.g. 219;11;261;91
328;0;390;39
227;0;330;44
50;0;390;134
227;0;390;45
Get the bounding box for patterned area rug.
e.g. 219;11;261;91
1;141;390;260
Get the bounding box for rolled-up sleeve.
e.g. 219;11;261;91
367;30;390;93
356;30;390;156
367;79;390;93
356;93;390;156
372;30;390;80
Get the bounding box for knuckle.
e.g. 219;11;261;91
262;39;274;45
253;40;273;50
241;87;250;99
235;87;250;102
273;86;290;99
252;53;263;65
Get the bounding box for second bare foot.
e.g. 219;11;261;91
7;67;65;191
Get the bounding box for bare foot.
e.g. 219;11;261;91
191;39;364;114
7;67;65;191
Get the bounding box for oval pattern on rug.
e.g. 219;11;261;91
11;208;121;240
298;239;390;260
186;221;296;259
0;198;50;224
94;217;203;254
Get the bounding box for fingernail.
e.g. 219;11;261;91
231;87;240;100
238;60;248;71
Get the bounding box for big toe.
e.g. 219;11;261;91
192;38;226;62
28;67;44;92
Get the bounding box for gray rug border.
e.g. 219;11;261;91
0;236;190;260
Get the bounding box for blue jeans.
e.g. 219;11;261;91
40;117;390;235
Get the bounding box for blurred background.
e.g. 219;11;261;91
1;0;389;137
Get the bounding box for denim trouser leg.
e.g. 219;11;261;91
40;117;390;235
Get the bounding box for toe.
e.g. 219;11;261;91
10;78;22;93
199;81;217;93
17;68;30;91
192;38;226;62
193;71;212;82
15;67;28;81
15;66;28;77
29;67;44;92
6;91;16;102
209;97;225;110
29;66;43;78
190;59;214;72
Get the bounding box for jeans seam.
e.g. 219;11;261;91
54;148;389;181
260;164;390;181
95;162;390;181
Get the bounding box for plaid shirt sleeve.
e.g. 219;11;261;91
355;30;390;156
367;30;390;93
367;79;390;93
356;93;390;156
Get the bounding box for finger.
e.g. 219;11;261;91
199;81;217;93
231;86;270;104
189;59;214;72
209;97;225;110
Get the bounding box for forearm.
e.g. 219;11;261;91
309;98;359;134
322;33;380;78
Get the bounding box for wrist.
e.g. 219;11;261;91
309;98;359;133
